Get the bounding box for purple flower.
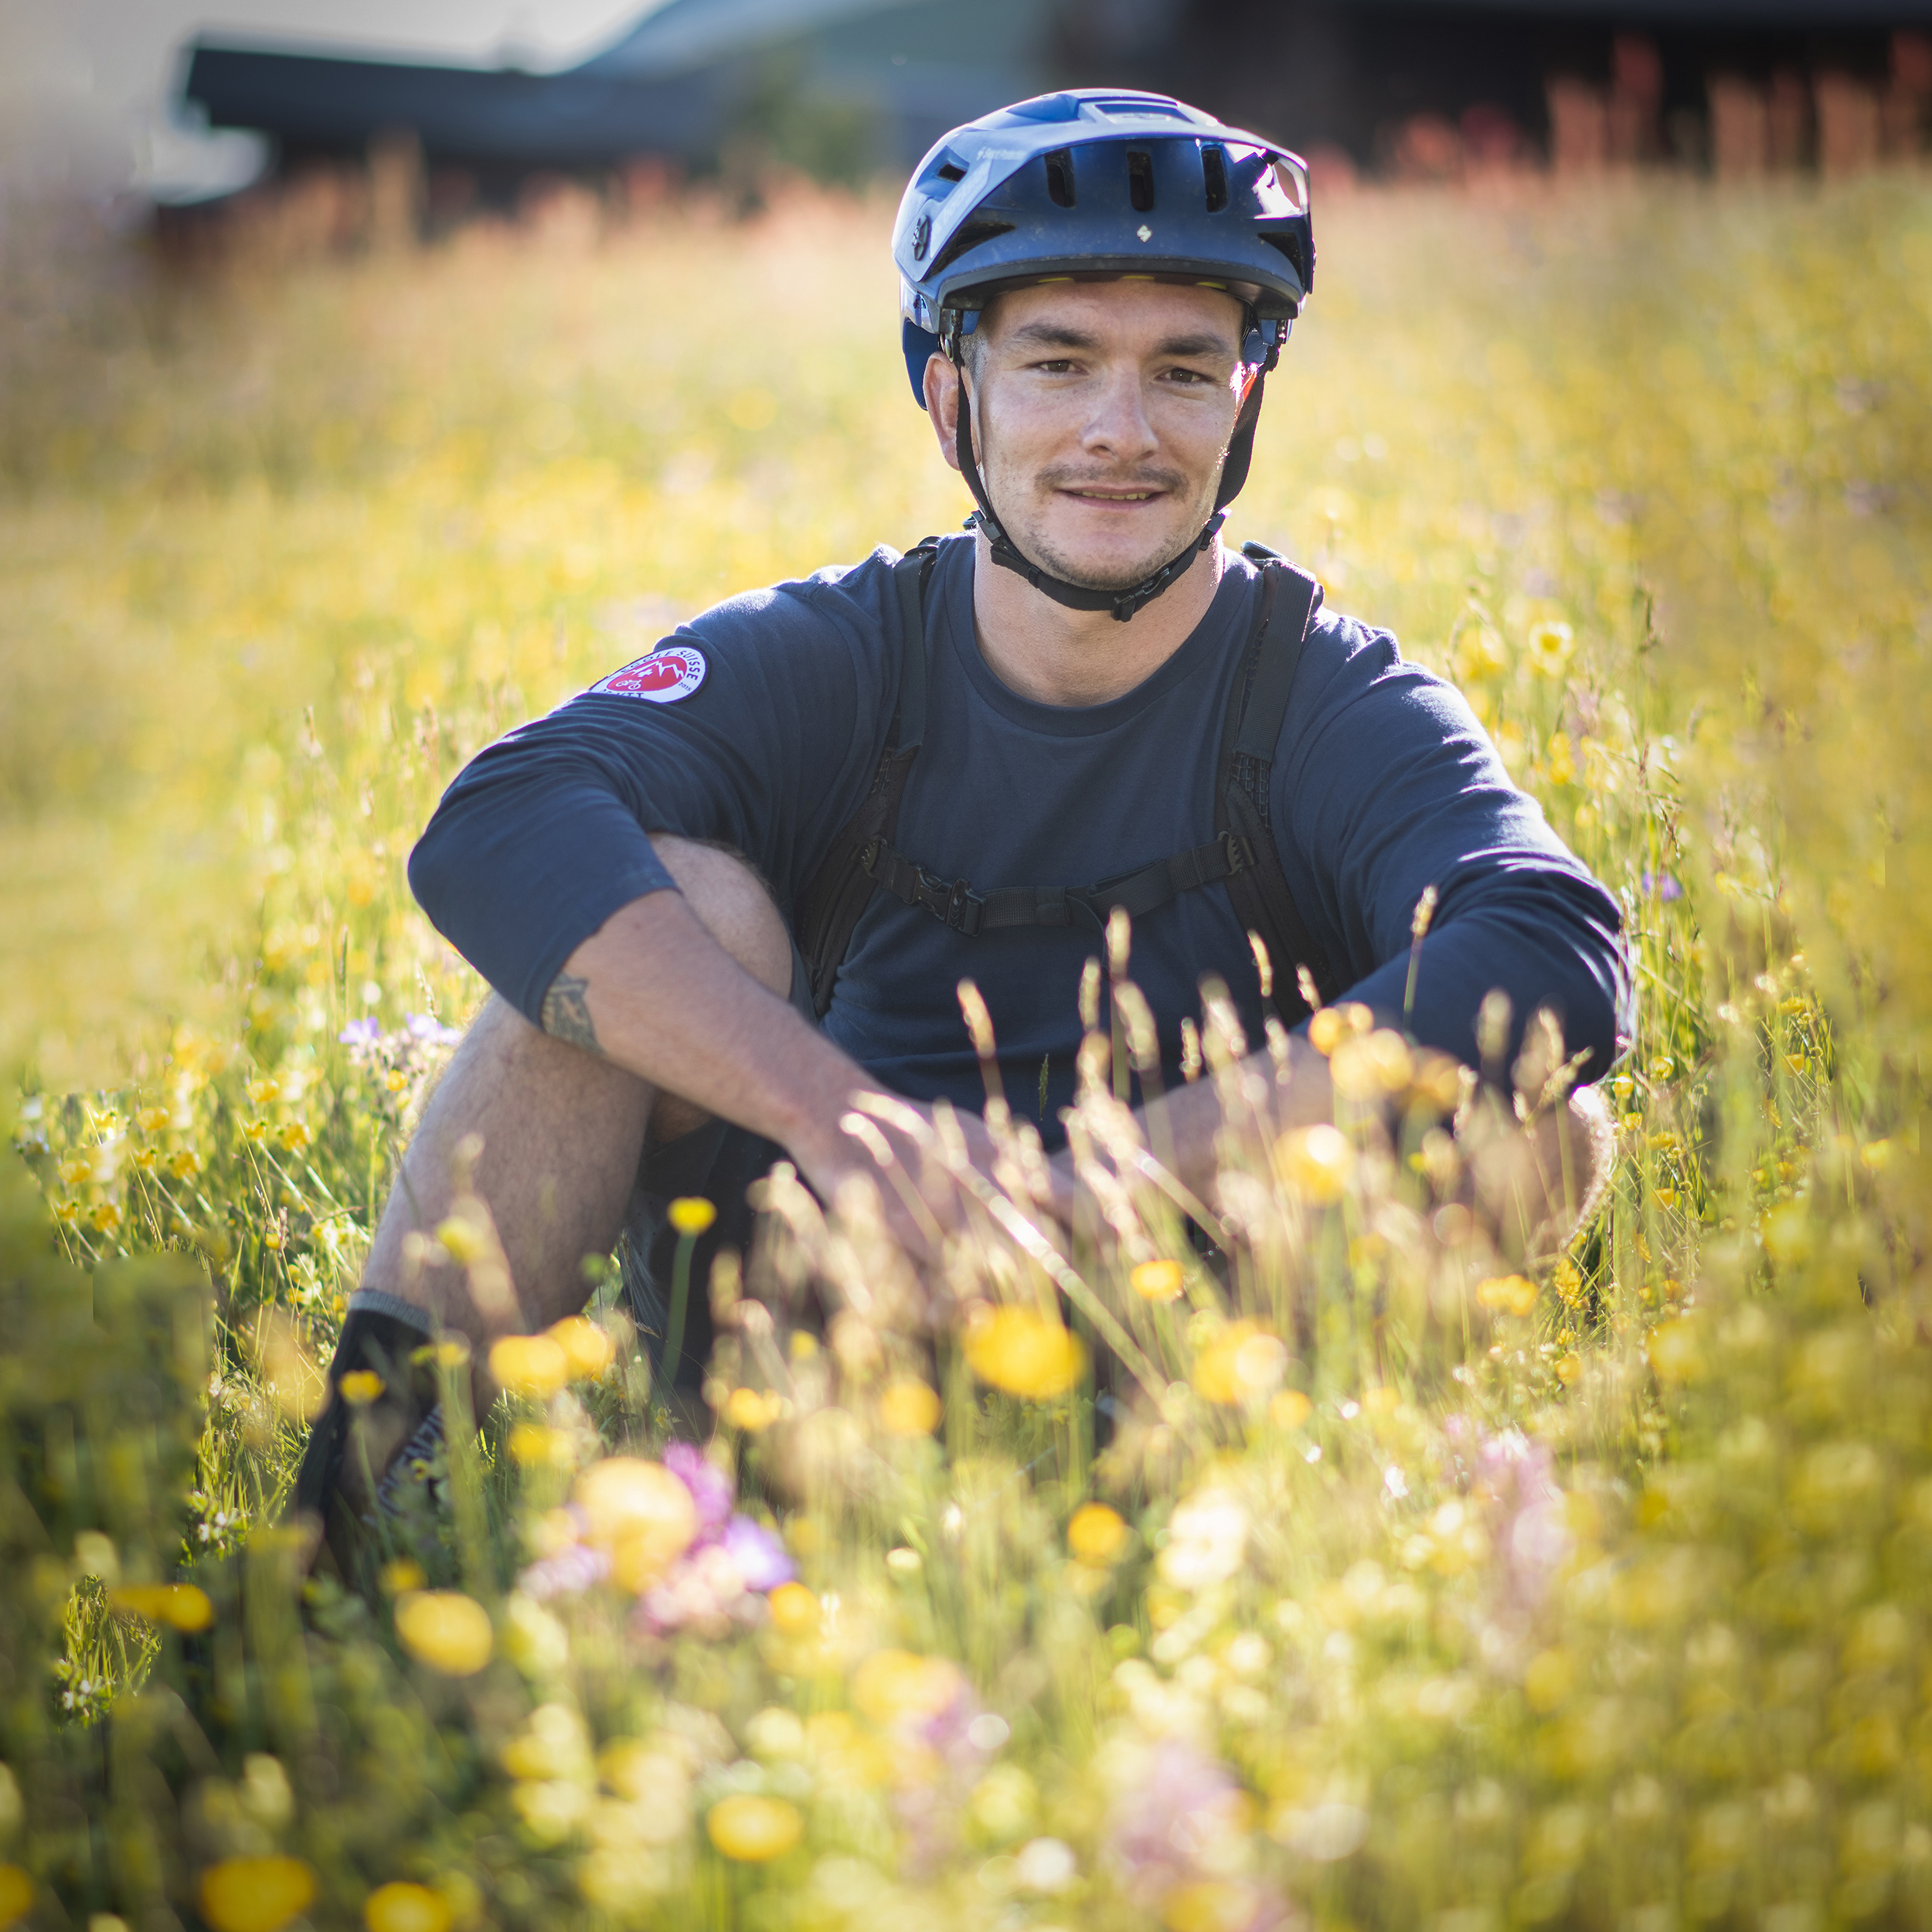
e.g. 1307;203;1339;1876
517;1543;611;1601
1476;1430;1571;1617
663;1441;735;1543
1641;870;1683;901
721;1515;793;1591
406;1013;462;1046
1107;1743;1247;1905
338;1018;381;1047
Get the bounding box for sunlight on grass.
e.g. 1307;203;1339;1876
2;173;1930;1932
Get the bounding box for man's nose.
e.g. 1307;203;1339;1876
1080;366;1158;459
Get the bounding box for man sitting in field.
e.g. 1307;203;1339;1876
295;90;1631;1572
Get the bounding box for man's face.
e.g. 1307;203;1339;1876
936;279;1249;595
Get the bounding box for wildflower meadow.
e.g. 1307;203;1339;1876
2;168;1930;1932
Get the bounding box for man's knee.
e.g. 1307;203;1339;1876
648;834;793;1001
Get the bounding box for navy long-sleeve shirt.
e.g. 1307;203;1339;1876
411;536;1632;1147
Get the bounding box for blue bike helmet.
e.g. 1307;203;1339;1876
893;89;1314;621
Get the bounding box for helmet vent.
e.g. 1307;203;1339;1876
1043;148;1076;208
930;216;1017;278
936;161;966;182
1127;149;1155;213
1201;144;1229;213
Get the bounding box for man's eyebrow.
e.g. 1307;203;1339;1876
1002;321;1236;360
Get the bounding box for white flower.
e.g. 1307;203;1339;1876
1158;1487;1250;1590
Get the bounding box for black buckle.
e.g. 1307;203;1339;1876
913;866;983;936
1223;832;1253;876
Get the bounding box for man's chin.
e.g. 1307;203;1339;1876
1021;519;1204;597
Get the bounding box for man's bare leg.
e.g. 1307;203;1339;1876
292;835;792;1563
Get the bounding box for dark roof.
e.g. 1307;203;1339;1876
182;43;717;168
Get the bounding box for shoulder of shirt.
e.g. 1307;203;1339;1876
685;530;968;635
1293;593;1460;709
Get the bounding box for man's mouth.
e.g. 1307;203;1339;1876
1063;486;1164;502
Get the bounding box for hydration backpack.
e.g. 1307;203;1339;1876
793;539;1342;1028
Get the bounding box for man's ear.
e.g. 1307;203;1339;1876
923;352;962;474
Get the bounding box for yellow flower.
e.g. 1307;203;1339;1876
277;1120;311;1152
394;1590;494;1676
851;1648;964;1725
58;1155;94;1187
1528;619;1574;672
339;1369;386;1406
379;1558;425;1595
1066;1502;1129;1566
546;1315;617;1382
1655;1187;1679;1209
364;1882;452;1932
706;1794;802;1863
436;1216;486;1264
767;1582;820;1634
509;1423;573;1469
1192;1321;1288;1405
137;1105;172;1134
1270;1389;1313;1431
131;1147;158;1174
385;1070;410;1094
1165;1880;1270;1932
1475;1274;1539;1318
198;1857;316;1932
573;1458;697;1592
1545;731;1577;787
963;1308;1087;1400
877;1378;942;1437
488;1334;570;1399
668;1196;717;1236
1648;1316;1705;1384
246;1078;281;1107
1307;1001;1373;1056
110;1583;216;1632
1274;1124;1353;1203
1130;1258;1185;1303
90;1201;123;1234
725;1387;786;1433
0;1866;30;1931
169;1148;202;1178
1329;1028;1414;1100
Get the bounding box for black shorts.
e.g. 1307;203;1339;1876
617;939;818;1391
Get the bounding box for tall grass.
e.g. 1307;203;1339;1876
2;172;1930;1932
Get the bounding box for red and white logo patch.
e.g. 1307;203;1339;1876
592;645;707;705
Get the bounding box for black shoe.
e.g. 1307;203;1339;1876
290;1309;444;1589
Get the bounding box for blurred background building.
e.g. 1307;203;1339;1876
119;0;1932;236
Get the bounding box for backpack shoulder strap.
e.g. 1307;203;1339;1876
793;540;937;1016
1215;558;1343;1026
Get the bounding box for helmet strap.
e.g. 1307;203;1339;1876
948;350;1231;625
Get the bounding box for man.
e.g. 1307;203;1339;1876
294;91;1630;1566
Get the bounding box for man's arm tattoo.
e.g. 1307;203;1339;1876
540;972;603;1054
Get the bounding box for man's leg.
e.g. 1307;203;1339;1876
292;835;793;1567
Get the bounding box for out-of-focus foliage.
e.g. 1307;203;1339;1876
2;172;1929;1932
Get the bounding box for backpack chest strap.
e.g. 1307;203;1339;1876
861;829;1257;939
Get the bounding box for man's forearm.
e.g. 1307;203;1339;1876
1141;1035;1337;1196
546;887;869;1176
